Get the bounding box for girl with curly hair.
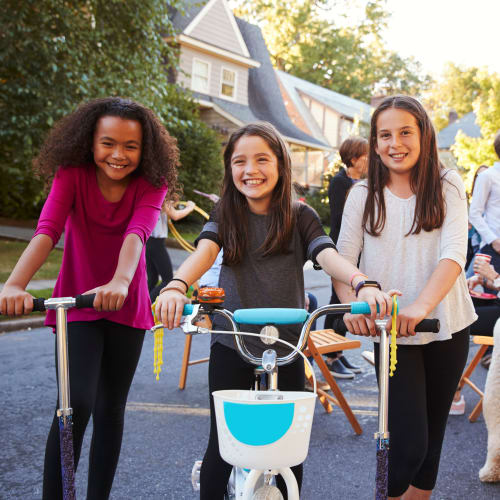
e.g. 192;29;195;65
0;97;179;499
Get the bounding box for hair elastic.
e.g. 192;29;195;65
170;278;189;291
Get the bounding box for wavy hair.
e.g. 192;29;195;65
363;95;446;236
217;122;294;265
34;97;179;196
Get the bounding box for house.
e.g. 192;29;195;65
276;70;373;151
437;111;482;169
169;0;331;187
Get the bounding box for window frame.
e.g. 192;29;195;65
219;66;238;101
191;57;211;94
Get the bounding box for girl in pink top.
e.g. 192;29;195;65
0;97;179;499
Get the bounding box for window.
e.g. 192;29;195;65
220;67;236;100
192;59;210;93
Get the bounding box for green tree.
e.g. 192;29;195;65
451;70;500;189
0;0;222;217
424;63;482;131
232;0;430;102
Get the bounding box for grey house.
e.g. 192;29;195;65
276;70;373;151
437;111;482;168
169;0;330;187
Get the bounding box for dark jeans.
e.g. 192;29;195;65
200;342;305;500
324;285;344;359
479;243;500;294
471;296;500;336
374;328;469;497
145;236;173;302
43;320;145;500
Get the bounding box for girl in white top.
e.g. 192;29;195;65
333;95;476;500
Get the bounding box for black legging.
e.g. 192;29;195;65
324;285;343;359
373;328;469;497
471;297;499;336
146;236;173;302
43;320;145;500
200;342;305;500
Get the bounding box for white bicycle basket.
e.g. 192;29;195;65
213;389;316;470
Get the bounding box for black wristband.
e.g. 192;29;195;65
354;280;381;297
170;278;189;292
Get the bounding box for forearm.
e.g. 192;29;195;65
163;239;219;289
316;247;366;296
413;258;461;315
5;234;54;289
169;207;193;221
112;233;144;286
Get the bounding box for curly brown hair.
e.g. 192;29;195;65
34;97;179;196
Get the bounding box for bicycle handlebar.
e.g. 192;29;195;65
333;317;440;335
31;294;97;312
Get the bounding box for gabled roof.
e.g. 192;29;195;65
170;1;328;149
437;111;482;149
277;70;373;125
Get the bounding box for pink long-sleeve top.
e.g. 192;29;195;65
34;165;167;330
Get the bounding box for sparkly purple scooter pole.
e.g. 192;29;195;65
55;303;76;500
374;319;390;500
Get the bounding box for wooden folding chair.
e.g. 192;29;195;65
303;329;363;435
178;333;209;390
457;335;495;422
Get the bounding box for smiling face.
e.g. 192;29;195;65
93;115;142;187
375;108;421;180
230;134;280;214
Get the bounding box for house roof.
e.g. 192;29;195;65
277;70;373;124
169;1;328;149
437;111;482;149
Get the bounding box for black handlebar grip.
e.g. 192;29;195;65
32;298;47;312
414;319;440;333
332;318;440;334
75;294;96;309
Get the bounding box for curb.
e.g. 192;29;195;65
0;317;46;334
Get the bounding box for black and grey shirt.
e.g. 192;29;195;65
195;203;335;357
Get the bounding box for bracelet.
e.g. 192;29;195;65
169;278;189;292
159;286;186;296
350;272;368;289
354;280;381;297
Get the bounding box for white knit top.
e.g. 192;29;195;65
337;169;477;345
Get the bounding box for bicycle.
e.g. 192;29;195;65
152;289;439;500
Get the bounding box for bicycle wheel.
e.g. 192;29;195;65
252;484;284;500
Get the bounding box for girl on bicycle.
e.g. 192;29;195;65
0;97;178;499
155;121;392;499
333;95;477;500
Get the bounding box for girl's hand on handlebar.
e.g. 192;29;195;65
386;301;426;337
155;289;189;330
84;278;129;311
0;285;33;316
356;287;392;320
343;313;377;336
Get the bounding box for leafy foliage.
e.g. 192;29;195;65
451;70;500;189
231;0;431;102
0;0;222;217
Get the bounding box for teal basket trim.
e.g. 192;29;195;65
223;401;294;445
233;308;308;325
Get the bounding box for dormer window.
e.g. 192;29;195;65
220;67;236;100
192;58;210;93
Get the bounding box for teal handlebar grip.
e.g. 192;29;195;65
183;304;194;316
234;308;309;325
350;296;398;315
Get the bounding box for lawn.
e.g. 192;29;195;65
0;240;63;283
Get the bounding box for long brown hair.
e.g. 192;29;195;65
363;95;445;236
217;122;294;265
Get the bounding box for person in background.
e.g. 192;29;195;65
466;164;489;275
146;198;195;302
468;134;500;288
324;136;369;378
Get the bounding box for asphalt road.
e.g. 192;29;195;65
0;269;498;499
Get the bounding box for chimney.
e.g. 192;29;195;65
448;110;458;125
370;95;385;108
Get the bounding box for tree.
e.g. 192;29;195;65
231;0;430;102
0;0;222;217
424;63;482;131
451;70;500;188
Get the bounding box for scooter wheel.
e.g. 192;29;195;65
252;485;284;500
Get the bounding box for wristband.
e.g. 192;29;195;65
350;272;368;289
354;280;381;297
159;286;186;296
170;278;189;292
